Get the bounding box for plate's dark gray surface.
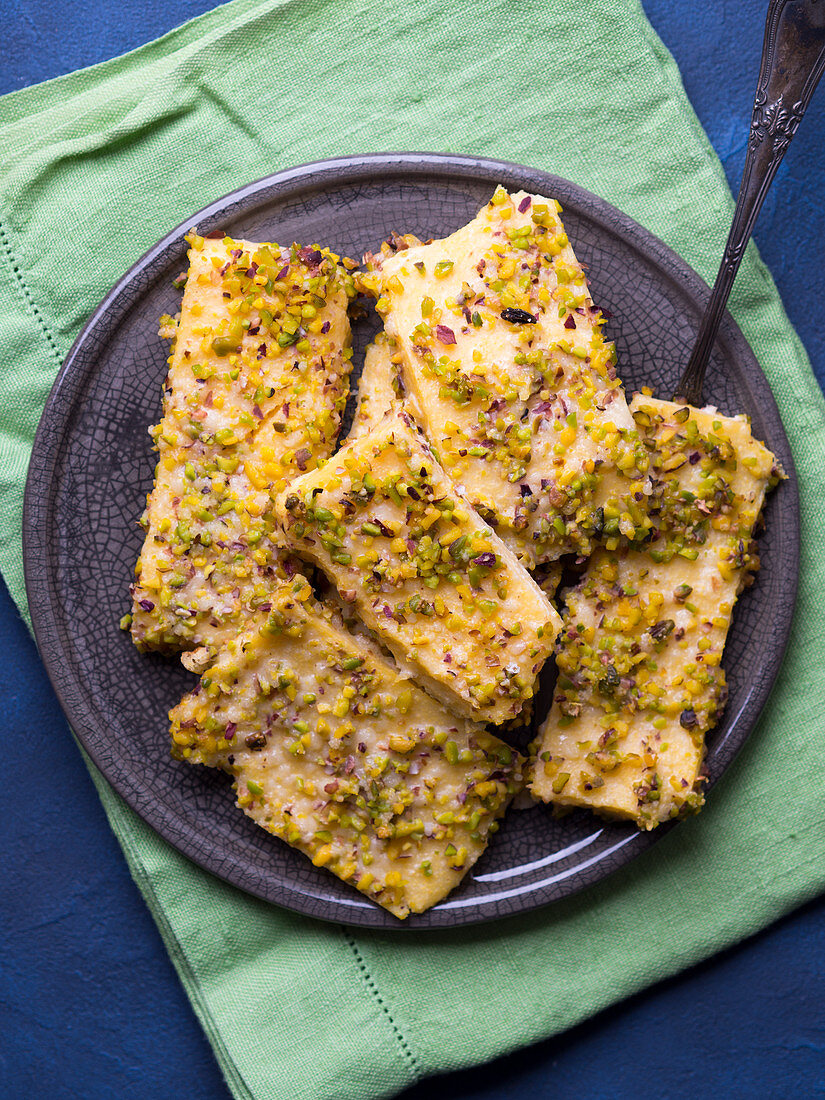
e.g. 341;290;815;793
23;153;798;930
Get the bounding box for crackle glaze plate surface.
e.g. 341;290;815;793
23;154;799;929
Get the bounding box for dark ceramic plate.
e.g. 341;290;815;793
23;154;798;929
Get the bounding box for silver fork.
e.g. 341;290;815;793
675;0;825;405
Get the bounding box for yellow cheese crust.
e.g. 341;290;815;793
275;409;561;723
363;187;651;568
530;397;778;828
130;232;355;656
169;575;523;919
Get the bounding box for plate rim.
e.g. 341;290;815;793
22;152;800;930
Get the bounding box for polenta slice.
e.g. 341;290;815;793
274;409;561;724
530;397;780;828
362;187;651;568
347;332;404;439
169;575;523;919
130;231;355;657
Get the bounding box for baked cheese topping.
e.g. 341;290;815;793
169;575;523;919
362;187;651;568
129;232;355;656
275;409;561;723
530;397;779;828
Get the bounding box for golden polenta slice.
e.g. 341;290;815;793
362;187;651;568
169;575;523;919
130;232;355;656
347;332;404;439
274;409;561;724
530;397;780;829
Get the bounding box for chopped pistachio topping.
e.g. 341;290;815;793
361;187;652;568
275;409;560;723
169;575;523;919
530;397;780;829
130;231;356;657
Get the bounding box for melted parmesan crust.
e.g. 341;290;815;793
170;575;523;919
531;397;778;828
275;409;561;723
363;187;652;568
130;233;354;656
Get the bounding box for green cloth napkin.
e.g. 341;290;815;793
2;1;824;1097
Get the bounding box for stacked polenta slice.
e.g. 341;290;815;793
531;396;779;826
131;225;534;919
130;232;355;663
130;188;780;918
361;188;653;567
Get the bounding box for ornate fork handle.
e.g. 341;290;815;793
675;0;825;405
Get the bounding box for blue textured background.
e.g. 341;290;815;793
1;3;824;1098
